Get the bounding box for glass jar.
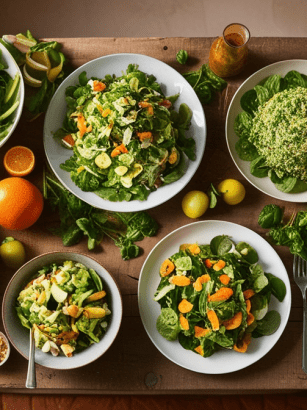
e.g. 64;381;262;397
209;23;250;78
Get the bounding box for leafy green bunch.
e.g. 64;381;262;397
182;64;227;104
258;204;307;261
44;167;158;260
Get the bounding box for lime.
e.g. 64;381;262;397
217;179;246;205
0;237;26;270
182;190;209;218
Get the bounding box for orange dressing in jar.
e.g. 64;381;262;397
209;23;250;78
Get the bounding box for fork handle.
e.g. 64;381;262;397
303;298;307;374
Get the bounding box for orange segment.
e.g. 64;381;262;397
4;146;35;177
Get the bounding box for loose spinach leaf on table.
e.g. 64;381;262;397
44;167;158;259
182;64;227;104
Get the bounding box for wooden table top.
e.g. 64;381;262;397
0;37;306;394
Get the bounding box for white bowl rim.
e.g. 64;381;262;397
0;42;25;148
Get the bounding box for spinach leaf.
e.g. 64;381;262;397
250;156;270;178
235;137;259;161
265;273;286;302
240;89;259;116
235;242;258;264
283;70;306;90
176;50;188;65
210;235;233;256
234;111;253;138
252;310;281;337
258;204;283;229
268;171;297;193
156;308;180;341
262;74;282;97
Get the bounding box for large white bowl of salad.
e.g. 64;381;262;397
2;252;122;370
0;42;24;147
43;53;206;212
138;220;291;374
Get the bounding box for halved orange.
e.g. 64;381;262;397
4;146;35;177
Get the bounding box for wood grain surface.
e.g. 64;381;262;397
0;37;306;394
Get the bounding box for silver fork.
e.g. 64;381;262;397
293;254;307;374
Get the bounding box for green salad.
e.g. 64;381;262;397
154;236;286;358
55;64;195;202
234;70;307;194
0;48;20;141
16;260;111;357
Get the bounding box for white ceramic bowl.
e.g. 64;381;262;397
0;42;24;147
226;59;307;202
138;220;291;374
2;252;122;370
0;331;10;366
43;53;206;212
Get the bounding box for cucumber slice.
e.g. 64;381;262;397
51;283;68;303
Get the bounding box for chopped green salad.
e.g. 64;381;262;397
154;236;286;358
234;70;307;194
16;260;111;357
55;64;195;202
0;49;20;141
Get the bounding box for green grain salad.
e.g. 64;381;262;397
16;260;111;357
0;49;20;141
154;236;286;358
234;70;307;193
55;64;195;202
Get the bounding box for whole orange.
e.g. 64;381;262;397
0;177;44;230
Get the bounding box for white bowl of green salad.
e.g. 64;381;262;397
0;42;24;147
2;252;122;370
43;53;206;212
226;59;307;202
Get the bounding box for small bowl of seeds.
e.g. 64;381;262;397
0;331;10;366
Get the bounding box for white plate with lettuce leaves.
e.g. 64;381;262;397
226;59;307;202
44;53;206;212
138;220;291;374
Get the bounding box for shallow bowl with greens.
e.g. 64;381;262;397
226;59;307;202
0;42;24;148
2;252;122;370
138;220;291;374
44;53;206;212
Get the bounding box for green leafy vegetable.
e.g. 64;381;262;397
258;204;307;262
156;308;180;341
258;204;283;229
182;64;227;104
176;50;188;65
0;49;20;141
44;166;158;259
154;235;286;359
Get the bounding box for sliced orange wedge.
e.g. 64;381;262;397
4;146;35;177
